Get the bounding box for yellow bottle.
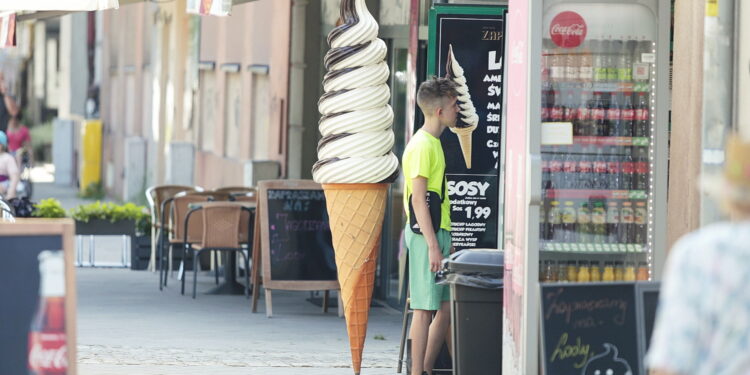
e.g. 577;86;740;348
602;261;615;282
567;261;578;282
577;261;591;282
590;261;602;282
624;262;637;282
614;261;625;281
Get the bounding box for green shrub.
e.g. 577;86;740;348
78;182;106;200
32;198;66;218
70;201;149;225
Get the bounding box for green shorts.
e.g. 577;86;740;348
405;225;451;311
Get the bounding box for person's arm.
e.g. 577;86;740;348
0;84;19;117
6;161;18;199
412;176;443;273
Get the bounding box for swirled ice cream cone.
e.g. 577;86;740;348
446;44;479;170
312;0;399;373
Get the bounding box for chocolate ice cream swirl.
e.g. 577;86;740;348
313;0;399;184
446;44;479;128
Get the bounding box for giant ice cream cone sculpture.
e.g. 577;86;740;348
312;0;399;373
446;44;479;169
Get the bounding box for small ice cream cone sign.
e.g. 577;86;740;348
312;0;399;373
445;44;479;169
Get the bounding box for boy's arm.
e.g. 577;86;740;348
412;176;444;272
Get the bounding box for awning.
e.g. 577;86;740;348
0;12;15;48
0;0;119;11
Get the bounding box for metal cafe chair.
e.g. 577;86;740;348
158;191;225;289
181;201;253;298
214;186;256;195
146;185;203;272
0;199;15;222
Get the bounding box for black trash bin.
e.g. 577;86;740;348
437;249;503;375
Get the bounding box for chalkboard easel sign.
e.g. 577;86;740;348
541;283;639;375
635;281;660;375
0;219;77;375
250;180;342;317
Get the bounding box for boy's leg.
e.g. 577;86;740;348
423;301;451;373
410;309;432;375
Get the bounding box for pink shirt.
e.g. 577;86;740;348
7;126;30;152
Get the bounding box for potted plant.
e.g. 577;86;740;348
31;198;66;218
70;201;145;236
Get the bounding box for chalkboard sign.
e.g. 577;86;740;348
428;5;507;251
635;282;660;375
0;219;77;375
541;283;639;375
251;180;340;317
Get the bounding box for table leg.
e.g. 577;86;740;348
265;289;273;318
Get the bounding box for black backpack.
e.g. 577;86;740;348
9;197;35;217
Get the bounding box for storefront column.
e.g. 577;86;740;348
667;0;704;250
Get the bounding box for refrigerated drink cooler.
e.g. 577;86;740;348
501;0;670;374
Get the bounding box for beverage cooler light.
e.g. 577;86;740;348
537;6;660;283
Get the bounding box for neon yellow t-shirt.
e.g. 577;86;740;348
401;129;451;232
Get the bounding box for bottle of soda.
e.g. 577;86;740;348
606;146;621;191
617;39;634;82
577;146;594;189
606;201;620;243
577;202;592;243
620;147;635;190
606;38;620;82
634;201;647;244
548;200;561;241
592;92;607;136
634;92;649;137
541;90;551;122
28;251;68;375
592;147;608;189
566;47;580;83
619;201;635;244
564;90;577;125
550;91;564;122
607;92;622;137
576;91;592;136
550;47;566;84
563;151;578;189
579;41;593;84
542;38;553;83
591;201;607;244
549;147;563;190
620;92;635;137
540;200;548;244
542;152;551;190
561;201;577;242
634;147;649;191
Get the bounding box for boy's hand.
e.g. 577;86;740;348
428;244;444;273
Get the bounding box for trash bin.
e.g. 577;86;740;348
437;249;503;375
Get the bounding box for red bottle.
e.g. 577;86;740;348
634;92;650;137
591;92;607;136
620;92;635;137
28;251;67;375
606;93;621;137
550;91;564;122
576;91;592;136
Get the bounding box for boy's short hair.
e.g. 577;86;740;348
416;77;458;114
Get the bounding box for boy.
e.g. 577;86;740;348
402;77;459;375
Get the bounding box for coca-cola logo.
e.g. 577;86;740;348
28;333;68;372
550;11;587;48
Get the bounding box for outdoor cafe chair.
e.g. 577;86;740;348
158;191;229;290
146;185;203;272
181;201;253;299
0;199;14;222
230;192;256;245
214;186;256;195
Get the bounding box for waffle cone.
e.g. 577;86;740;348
322;183;389;375
450;125;476;169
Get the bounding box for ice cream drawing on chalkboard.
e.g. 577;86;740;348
445;44;479;169
581;343;633;375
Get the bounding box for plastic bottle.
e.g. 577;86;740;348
577;147;594;189
634;201;648;244
563;152;578;190
614;261;625;281
606;201;620;244
591;201;607;244
592;147;608;189
575;91;591;136
620;147;635;190
606;38;620;82
592;39;608;83
602;261;615;282
624;262;637;281
590;261;602;282
634;92;650;137
592;92;608;136
619;202;635;244
548;200;561;242
564;91;578;124
637;261;649;281
577;260;591;282
578;41;593;84
606;146;621;191
550;91;564;122
634;147;649;191
620;92;635;137
607;92;622;137
567;260;578;282
542;153;551;190
550;48;566;84
617;39;634;82
557;260;568;282
566;47;580;83
549;147;563;189
577;202;592;243
562;201;578;243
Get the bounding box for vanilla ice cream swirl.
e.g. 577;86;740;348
446;44;479;128
312;0;399;184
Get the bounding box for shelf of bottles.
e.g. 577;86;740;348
539;36;656;283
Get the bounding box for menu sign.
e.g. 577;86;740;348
541;283;641;375
430;6;507;250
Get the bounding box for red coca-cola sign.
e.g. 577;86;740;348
550;11;587;48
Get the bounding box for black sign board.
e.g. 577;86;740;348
635;282;660;375
428;5;507;250
251;180;340;317
0;219;77;375
541;283;640;375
